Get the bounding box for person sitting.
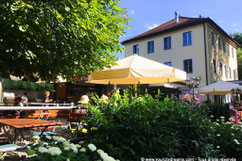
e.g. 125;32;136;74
44;91;53;103
21;92;28;104
3;96;23;119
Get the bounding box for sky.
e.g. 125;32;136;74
113;0;242;59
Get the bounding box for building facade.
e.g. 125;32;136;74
122;14;239;92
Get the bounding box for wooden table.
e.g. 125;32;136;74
0;119;62;143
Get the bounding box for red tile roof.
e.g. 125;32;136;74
121;16;239;48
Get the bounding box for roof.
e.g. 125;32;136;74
122;16;240;48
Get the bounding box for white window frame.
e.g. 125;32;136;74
182;31;192;46
224;65;227;79
229;67;232;79
233;69;236;80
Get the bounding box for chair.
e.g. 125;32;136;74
0;144;27;159
27;110;42;119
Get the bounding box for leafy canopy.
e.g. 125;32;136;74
0;0;129;82
231;33;242;79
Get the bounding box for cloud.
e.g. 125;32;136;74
147;24;159;30
130;10;134;14
233;22;237;27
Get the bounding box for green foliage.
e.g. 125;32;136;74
210;119;242;160
205;103;231;122
86;90;221;160
231;33;242;79
0;0;130;82
2;78;53;90
28;136;116;161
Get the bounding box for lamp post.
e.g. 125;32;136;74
185;76;201;100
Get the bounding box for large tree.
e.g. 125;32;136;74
231;33;242;80
0;0;129;82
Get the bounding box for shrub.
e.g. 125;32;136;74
27;136;117;161
205;103;231;122
209;119;242;160
85;90;219;160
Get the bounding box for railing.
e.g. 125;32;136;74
0;102;77;110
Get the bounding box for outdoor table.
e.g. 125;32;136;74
0;119;62;143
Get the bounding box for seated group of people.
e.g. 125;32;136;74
1;91;53;119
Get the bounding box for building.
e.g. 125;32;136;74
122;12;240;100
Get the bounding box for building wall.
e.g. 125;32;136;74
206;23;238;84
124;24;208;88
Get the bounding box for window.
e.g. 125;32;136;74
220;62;223;76
211;32;215;46
223;40;226;53
147;40;154;54
213;59;217;74
183;59;193;73
218;37;221;50
229;67;231;79
164;61;172;67
228;45;230;56
133;44;139;55
232;47;234;58
224;65;227;79
164;36;171;50
183;31;192;46
233;69;236;80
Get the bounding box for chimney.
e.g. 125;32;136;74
199;15;203;18
175;11;179;23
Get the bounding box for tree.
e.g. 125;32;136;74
0;0;129;82
231;33;242;80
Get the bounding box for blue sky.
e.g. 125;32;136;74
113;0;242;58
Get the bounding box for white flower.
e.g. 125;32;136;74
214;122;219;126
229;118;234;122
103;156;116;161
210;115;214;118
88;144;97;152
52;136;66;142
75;144;81;149
234;139;240;145
38;147;48;153
64;147;70;151
216;119;220;122
79;148;86;152
216;134;221;137
220;116;225;119
216;146;220;149
48;147;62;156
45;136;51;140
97;149;104;155
225;122;233;125
100;152;108;159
